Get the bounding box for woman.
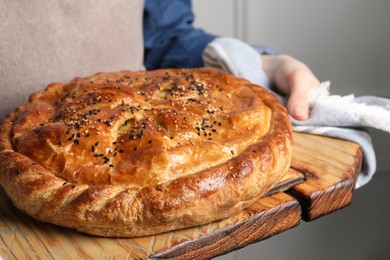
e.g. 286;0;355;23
143;0;320;121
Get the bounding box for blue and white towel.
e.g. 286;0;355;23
203;37;390;188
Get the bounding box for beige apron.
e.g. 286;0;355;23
0;0;144;119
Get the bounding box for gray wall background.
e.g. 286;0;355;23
193;0;390;259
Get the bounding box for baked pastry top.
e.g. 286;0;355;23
0;68;293;237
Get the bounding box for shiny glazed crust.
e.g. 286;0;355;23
0;68;293;237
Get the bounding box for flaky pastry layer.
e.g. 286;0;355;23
0;68;293;237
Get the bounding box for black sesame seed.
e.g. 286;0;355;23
134;146;138;151
73;139;80;145
129;107;135;114
16;169;21;174
231;150;235;155
137;130;144;138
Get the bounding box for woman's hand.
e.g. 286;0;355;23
261;55;320;121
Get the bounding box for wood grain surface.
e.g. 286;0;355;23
289;133;362;221
0;132;362;259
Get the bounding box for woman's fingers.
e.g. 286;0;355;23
286;68;320;120
261;55;320;121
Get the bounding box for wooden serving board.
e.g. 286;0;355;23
0;132;362;259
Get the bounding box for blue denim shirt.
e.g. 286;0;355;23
143;0;216;69
143;0;277;69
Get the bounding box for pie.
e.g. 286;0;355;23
0;68;293;237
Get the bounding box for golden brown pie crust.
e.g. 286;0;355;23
0;68;293;237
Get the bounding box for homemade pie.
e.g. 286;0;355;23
0;68;293;237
